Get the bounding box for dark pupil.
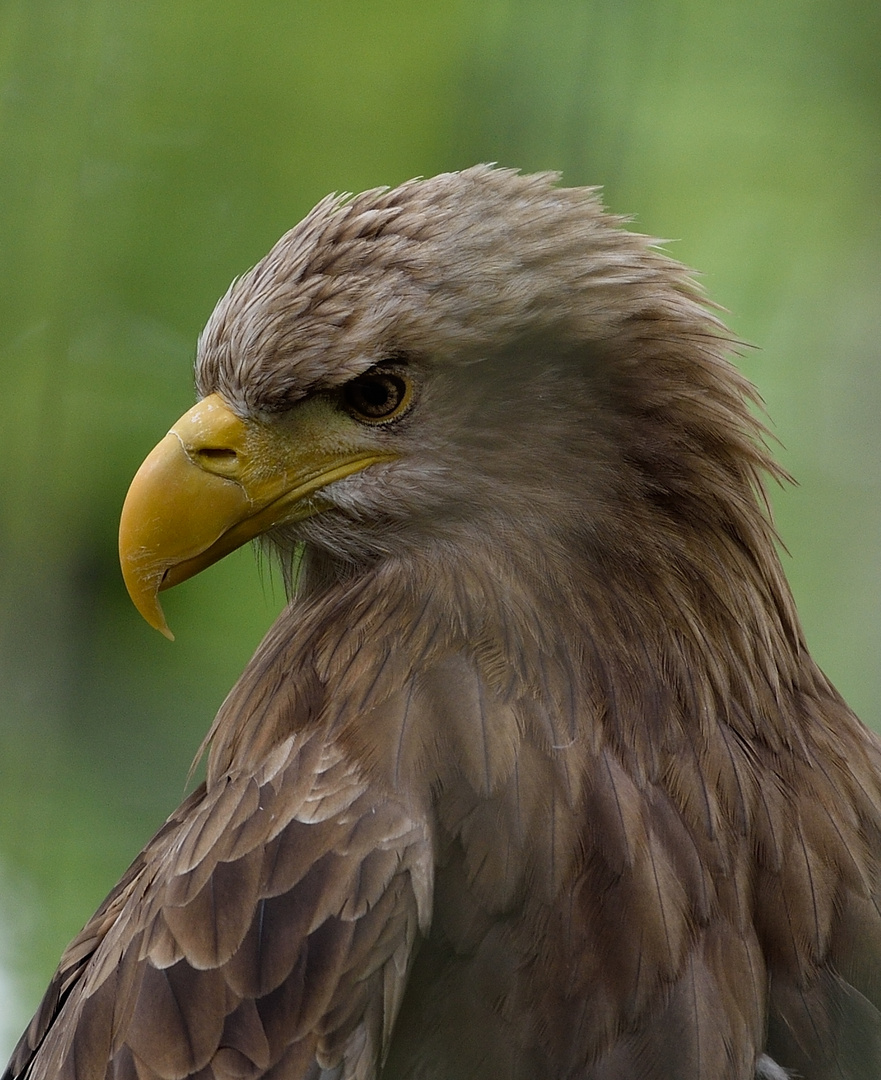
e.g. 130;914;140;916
348;374;403;418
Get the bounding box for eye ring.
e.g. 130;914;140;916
342;367;413;425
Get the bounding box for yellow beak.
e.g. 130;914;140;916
119;393;393;638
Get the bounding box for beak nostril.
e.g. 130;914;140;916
190;446;240;476
196;447;237;461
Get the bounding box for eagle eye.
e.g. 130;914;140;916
343;368;412;425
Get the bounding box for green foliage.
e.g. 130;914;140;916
0;0;878;1052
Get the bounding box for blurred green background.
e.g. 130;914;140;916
1;0;879;1053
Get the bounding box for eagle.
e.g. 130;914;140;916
5;166;881;1080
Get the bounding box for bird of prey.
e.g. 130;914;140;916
5;166;881;1080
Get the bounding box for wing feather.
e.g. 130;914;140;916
7;730;432;1080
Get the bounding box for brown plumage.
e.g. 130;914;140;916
6;165;881;1080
